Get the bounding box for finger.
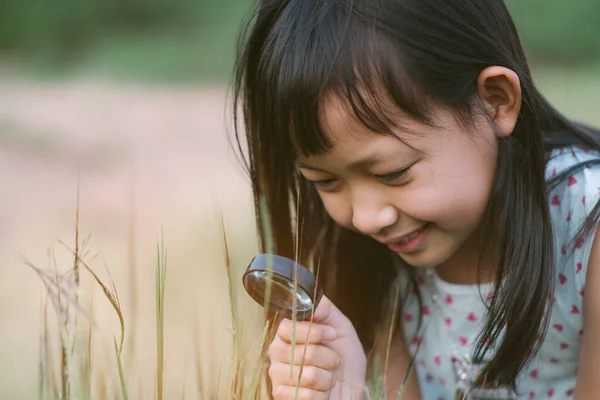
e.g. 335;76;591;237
277;319;336;344
312;296;350;332
269;342;340;370
272;385;329;400
269;363;335;392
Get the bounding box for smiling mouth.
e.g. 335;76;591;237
394;228;424;244
386;224;429;245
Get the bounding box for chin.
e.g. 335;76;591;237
396;247;452;268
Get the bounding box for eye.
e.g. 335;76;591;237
311;178;338;188
375;165;413;183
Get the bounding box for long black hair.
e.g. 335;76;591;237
232;0;600;389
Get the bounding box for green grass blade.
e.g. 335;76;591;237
258;197;274;321
245;319;272;399
370;361;384;400
218;209;244;398
113;337;129;400
395;318;427;400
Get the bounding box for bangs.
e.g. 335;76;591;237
256;1;433;158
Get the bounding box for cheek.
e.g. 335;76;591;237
438;180;491;230
402;166;494;230
402;132;497;229
320;194;353;229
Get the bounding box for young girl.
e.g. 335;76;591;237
233;0;600;398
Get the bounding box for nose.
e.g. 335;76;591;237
352;200;399;236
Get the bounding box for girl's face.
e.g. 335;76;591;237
297;97;499;269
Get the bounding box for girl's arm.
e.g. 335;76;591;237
385;333;422;400
575;226;600;399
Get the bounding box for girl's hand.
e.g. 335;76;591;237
268;296;368;400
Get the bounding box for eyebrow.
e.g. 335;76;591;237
295;163;324;171
295;127;425;172
297;152;400;171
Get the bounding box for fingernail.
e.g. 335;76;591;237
323;327;337;342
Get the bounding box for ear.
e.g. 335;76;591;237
477;66;522;137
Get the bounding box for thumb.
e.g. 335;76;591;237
312;296;353;333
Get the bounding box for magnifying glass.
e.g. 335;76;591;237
242;254;322;321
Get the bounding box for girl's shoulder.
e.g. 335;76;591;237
512;145;600;395
546;145;600;283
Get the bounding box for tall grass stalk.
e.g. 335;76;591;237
37;296;45;400
114;337;129;400
156;233;168;400
242;318;270;397
69;171;80;399
219;211;246;398
82;297;93;400
73;167;81;288
380;280;402;399
289;217;303;393
52;246;70;400
127;167;138;366
72;254;125;354
258;197;275;321
70;173;94;400
193;320;207;400
42;294;58;399
290;197;305;400
254;195;279;399
294;258;321;400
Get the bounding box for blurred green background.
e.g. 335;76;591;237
0;0;254;82
0;0;599;83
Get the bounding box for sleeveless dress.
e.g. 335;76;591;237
397;146;600;399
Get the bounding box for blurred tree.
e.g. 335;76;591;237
506;0;600;64
0;0;597;78
0;0;234;55
0;0;98;57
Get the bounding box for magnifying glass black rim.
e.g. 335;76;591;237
242;254;322;321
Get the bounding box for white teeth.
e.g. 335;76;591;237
396;228;422;244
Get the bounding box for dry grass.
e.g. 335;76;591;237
24;184;270;399
25;184;413;400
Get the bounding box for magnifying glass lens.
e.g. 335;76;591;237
242;254;322;320
245;270;313;312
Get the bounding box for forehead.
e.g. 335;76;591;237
314;95;421;151
296;96;420;167
318;91;403;140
